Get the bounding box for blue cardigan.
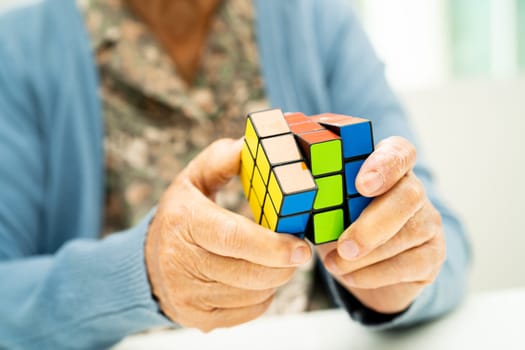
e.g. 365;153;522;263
0;0;470;348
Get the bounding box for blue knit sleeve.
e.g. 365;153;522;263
0;214;172;349
315;0;471;327
0;1;171;348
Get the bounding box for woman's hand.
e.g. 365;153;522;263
317;136;446;314
145;139;312;332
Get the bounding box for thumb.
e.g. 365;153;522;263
183;138;244;197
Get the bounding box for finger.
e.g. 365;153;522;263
165;188;312;268
338;172;425;260
325;201;441;275
183;138;244;197
196;284;276;309
315;241;337;261
176;295;274;332
195;248;297;290
339;235;446;289
356;136;417;197
348;282;426;314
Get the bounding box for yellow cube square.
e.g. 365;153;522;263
256;143;271;185
240;165;252;199
248;188;263;224
263;196;278;231
244;119;258;159
251;167;266;206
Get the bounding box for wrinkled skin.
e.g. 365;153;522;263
317;136;446;314
146;136;446;331
145;138;312;332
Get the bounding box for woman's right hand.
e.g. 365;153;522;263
145;138;313;332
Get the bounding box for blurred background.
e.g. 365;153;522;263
351;0;525;293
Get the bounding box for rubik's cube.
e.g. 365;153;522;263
240;108;374;244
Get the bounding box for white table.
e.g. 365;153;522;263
113;287;525;350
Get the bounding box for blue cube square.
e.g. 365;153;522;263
281;190;317;216
312;114;373;159
347;196;372;223
344;159;365;196
276;212;311;234
340;122;373;159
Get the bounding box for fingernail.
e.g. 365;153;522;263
291;246;309;264
359;171;384;194
339;240;359;260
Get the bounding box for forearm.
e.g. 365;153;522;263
0;214;172;349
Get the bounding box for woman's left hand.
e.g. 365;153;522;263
316;136;446;314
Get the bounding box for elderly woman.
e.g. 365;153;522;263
0;0;469;348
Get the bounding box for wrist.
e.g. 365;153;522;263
145;211;164;310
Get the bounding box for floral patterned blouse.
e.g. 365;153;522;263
83;0;317;315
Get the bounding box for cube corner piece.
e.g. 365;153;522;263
312;113;374;159
247;108;291;139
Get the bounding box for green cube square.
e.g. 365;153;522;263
312;209;345;244
313;175;343;210
311;140;342;175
